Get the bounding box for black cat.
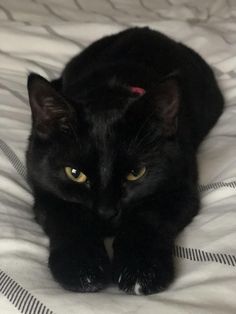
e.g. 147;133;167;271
26;27;224;295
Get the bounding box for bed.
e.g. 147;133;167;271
0;0;236;313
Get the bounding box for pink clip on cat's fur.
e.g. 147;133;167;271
130;86;145;95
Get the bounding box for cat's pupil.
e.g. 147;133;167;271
71;168;80;178
131;169;139;177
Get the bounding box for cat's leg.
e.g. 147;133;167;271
113;187;199;295
48;236;110;292
35;202;111;292
113;226;174;295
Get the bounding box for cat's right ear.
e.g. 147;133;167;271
27;73;74;139
151;78;180;136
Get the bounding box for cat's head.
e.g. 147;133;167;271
26;73;180;228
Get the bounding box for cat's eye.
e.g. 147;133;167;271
126;166;146;181
65;167;87;183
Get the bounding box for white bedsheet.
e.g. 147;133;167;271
0;1;236;313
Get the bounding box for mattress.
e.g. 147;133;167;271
0;0;236;313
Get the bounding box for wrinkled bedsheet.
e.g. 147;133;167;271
0;0;236;313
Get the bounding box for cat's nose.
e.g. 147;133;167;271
98;205;119;220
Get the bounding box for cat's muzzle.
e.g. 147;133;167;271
98;205;120;221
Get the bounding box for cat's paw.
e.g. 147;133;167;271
113;253;174;295
49;244;111;292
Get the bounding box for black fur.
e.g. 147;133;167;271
26;27;224;295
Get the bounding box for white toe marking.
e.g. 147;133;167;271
118;275;122;283
87;277;91;283
134;282;142;295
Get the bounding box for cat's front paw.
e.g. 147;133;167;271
113;252;174;295
49;244;111;292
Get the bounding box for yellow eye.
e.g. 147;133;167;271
65;167;87;183
126;166;146;181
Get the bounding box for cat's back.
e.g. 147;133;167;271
60;27;217;94
57;27;223;149
62;27;183;83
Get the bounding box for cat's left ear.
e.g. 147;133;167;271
27;73;74;139
151;79;179;136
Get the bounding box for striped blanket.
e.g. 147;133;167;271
0;1;236;313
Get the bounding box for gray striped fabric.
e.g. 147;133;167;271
0;270;54;314
0;1;236;312
174;246;236;267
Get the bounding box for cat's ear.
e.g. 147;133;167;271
151;79;179;136
27;73;74;139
